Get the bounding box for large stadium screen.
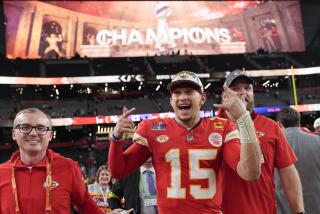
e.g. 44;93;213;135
5;1;305;59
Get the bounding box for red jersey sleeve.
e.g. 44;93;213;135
70;162;105;214
108;120;152;179
222;120;241;172
275;124;297;168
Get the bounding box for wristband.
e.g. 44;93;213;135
111;134;121;142
236;111;258;144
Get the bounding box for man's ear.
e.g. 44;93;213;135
169;96;174;109
12;129;16;141
200;93;206;105
48;130;54;141
221;90;227;101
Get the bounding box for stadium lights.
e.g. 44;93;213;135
262;80;270;86
204;83;211;89
0;67;319;86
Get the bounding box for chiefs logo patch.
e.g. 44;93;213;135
156;135;169;143
208;133;222;147
43;180;60;189
256;131;265;137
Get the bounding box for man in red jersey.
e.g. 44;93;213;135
108;70;261;214
0;108;106;214
220;70;305;214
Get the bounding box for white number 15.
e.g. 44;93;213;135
165;149;217;199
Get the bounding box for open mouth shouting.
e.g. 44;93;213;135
178;103;191;113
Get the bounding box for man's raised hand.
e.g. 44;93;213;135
214;85;247;121
112;106;136;139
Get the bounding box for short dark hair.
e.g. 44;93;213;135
276;107;300;128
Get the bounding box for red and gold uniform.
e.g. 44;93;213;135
0;149;104;214
109;117;241;214
221;112;297;214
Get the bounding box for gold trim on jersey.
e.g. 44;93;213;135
210;116;227;121
133;133;149;147
225;130;240;142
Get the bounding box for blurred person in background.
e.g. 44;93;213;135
219;70;304;214
313;117;320;135
276;108;320;214
108;158;156;214
0;108;105;214
108;70;261;214
88;165;113;213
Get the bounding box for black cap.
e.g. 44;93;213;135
224;69;255;87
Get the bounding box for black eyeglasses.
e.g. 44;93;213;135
15;124;51;135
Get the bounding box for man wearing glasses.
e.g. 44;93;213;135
0;108;106;214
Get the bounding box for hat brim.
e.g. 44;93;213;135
225;75;255;87
167;80;202;92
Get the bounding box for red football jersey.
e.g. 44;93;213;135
110;117;241;214
221;113;297;214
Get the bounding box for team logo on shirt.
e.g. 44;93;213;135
208;133;223;147
256;131;265;137
156;134;169;143
151;122;167;131
43;180;60;189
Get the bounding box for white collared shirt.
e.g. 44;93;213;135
139;166;157;214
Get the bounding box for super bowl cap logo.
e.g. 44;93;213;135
234;70;242;76
175;71;194;81
233;69;250;78
177;71;203;88
208;133;223;147
179;73;188;79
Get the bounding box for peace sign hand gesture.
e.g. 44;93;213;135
112;106;136;139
